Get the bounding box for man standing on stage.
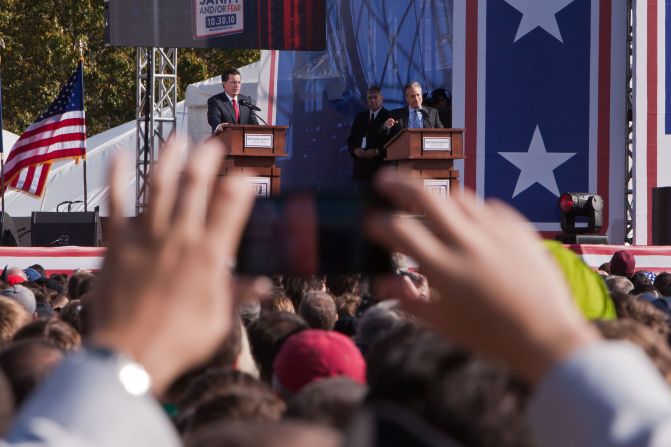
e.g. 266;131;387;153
346;86;391;182
381;81;443;138
207;68;260;134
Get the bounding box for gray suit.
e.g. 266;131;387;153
381;105;444;140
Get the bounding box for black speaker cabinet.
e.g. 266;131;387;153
653;187;671;245
0;212;19;246
31;211;102;247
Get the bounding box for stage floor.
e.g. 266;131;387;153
1;245;671;275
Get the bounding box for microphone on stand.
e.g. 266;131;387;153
239;98;268;125
239;98;262;112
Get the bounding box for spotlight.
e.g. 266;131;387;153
557;193;608;244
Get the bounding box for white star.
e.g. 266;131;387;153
498;125;576;198
503;0;576;43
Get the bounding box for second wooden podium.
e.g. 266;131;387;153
212;124;289;196
384;128;465;198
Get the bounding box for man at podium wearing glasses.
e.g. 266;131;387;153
381;81;443;139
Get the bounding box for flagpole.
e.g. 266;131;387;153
77;40;88;212
0;37;6;225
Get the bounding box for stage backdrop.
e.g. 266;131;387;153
272;0;626;242
632;0;671;245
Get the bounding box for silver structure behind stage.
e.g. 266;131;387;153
135;47;177;216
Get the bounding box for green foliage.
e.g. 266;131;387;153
0;0;259;136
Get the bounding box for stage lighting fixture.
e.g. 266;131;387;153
559;192;603;233
557;193;608;244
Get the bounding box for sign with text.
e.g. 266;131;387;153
423;179;450;199
246;177;271;197
422;137;452;151
107;0;325;50
244;133;273;148
194;0;244;39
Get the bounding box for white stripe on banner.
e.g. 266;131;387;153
579;254;671;271
0;256;102;272
633;0;649;245
452;0;466;182
657;0;671;185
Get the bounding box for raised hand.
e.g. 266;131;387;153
90;138;254;393
365;170;600;384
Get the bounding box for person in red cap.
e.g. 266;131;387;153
610;250;636;279
272;329;366;398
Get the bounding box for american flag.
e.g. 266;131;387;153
1;61;86;197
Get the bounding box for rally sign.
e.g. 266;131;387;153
193;0;244;39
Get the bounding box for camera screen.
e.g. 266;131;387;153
236;192;393;275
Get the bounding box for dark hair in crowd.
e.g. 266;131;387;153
0;370;14;436
298;291;338;330
184;421;341;447
326;274;361;297
13;318;81;352
596;318;671;383
655;272;671;296
58;299;87;337
0;297;30;346
365;324;533;447
335;293;361;318
261;291;295;314
186;380;285;434
283;276;325;310
0;339;64;407
285;376;366;431
67;271;94;300
246;312;308;384
611;292;671;340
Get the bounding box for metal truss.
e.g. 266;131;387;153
135;47;177;215
624;0;634;244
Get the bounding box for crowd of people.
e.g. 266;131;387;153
1;138;671;446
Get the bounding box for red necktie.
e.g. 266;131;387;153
232;99;240;122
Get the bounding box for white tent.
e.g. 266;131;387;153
3;102;188;217
1;51;274;217
185;50;278;143
2;129;19;152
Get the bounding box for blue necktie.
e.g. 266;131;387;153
409;109;423;128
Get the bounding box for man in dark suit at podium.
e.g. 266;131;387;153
347;86;391;182
207;68;259;134
381;81;443;139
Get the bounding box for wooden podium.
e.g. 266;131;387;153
384;128;465;198
212;124;289;196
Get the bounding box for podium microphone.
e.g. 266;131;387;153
239;98;262;112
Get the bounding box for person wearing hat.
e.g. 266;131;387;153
0;285;36;316
610;250;636;279
272;330;366;398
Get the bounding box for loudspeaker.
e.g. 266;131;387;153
31;211;102;247
653;187;671;245
0;212;19;246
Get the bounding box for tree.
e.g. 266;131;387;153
0;0;259;136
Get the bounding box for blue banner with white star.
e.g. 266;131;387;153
484;0;591;224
